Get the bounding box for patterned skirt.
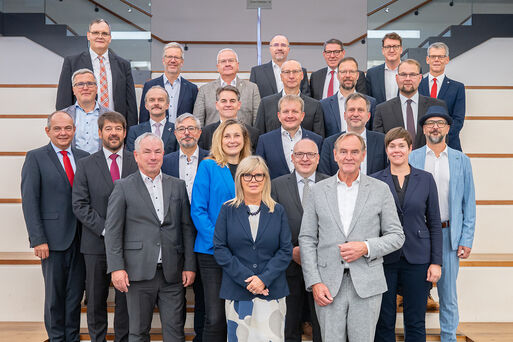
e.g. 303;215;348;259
225;297;286;342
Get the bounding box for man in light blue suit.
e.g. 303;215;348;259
410;106;476;342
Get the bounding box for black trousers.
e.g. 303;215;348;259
191;263;205;342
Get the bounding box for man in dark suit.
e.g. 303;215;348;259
105;132;196;341
309;38;366;100
271;138;328;342
419;42;466;151
139;42;198;123
321;57;377;137
72;111;137;342
56;19;137;127
249;35;309;98
366;32;403;105
21;111;89;341
256;60;325;137
320;92;387;176
126;85;177;154
198;85;260;152
256;95;323;179
373;59;447;149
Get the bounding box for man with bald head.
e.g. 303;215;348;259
250;35;309;98
255;60;325;136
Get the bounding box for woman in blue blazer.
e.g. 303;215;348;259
214;155;292;342
191;119;252;341
372;127;442;342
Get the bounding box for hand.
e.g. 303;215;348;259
112;270;130;292
426;264;442;283
34;243;49;260
292;246;301;265
182;271;196;287
312;283;333;306
245;275;268;296
338;242;368;263
457;245;471;259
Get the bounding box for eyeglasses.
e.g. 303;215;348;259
175;126;198;133
218;58;237;65
324;49;343;56
281;69;302;75
338;70;358;75
293;152;318;159
428;55;447;60
424;120;447;128
242;173;265;182
51;126;74;132
89;31;111;38
164;55;183;61
383;45;401;51
397;73;420;79
270;43;288;48
73;81;97;88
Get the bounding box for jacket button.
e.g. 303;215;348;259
156;242;160;246
252;246;256;250
253;264;257;268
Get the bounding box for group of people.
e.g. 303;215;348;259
20;17;476;342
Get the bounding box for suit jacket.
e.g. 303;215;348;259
161;147;209;178
371;166;442;265
365;63;389;105
298;174;405;299
213;202;292;300
198;120;260;153
193;77;260;127
271;171;329;276
126;120;177;155
56;49;138;127
255;91;325;137
419;76;466;151
319;130;387;176
410;146;476;250
61;102;110;151
249;61;310;98
373;95;447;148
138;75;199;123
104;172;196;282
309;67;367;100
256;128;323;180
190;158;236;254
320;92;377;137
72;148;138;254
21;143;89;251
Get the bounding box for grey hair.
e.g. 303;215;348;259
334;132;367;152
345;92;371;112
144;85;170;104
216;48;239;63
278;94;304;112
71;68;96;85
428;42;449;57
47;111;74;128
134;132;164;152
88;18;111;33
175;113;201;128
162;42;184;59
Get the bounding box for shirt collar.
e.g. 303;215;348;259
425;144;448;157
337;90;356;102
103;146;124;160
150;117;167;127
384;63;398;72
429;73;445;84
140;170;162;182
272;60;281;71
163;74;181;86
281;89;301;97
51;142;72;155
399;91;419;105
179;146;199;160
336;172;361;187
281;126;302;138
360;129;367;141
296;170;316;184
90;48;109;62
75;101;100;114
220;76;237;87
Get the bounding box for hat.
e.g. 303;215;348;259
419;106;453;126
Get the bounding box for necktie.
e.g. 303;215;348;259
60;151;74;186
154;122;162;137
98;56;109;108
327;70;335;97
406;99;416;145
430;78;438;98
302;178;311;207
109;154;120;182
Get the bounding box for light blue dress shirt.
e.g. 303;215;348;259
74;102;101;154
163;74;181;123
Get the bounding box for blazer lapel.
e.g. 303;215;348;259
403;167;420;209
255;204;271;242
236;205;254;241
391;97;405;127
272;130;290;172
108;50;120;97
287;173;303;215
447;147;459;211
381;167;401;212
162;174;172;219
93;150;114;189
46;143;72;190
379;64;386;102
220;165;236;198
264;62;278;94
82;51;94;70
330;95;342;131
134;173;161;223
121;148;137;178
161;121;174;145
324;177;345;236
347;175;371;237
176;76;186;111
437;77;450;100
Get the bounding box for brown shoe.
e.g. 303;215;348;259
302;322;313;338
427;294;439;311
397;294;403;307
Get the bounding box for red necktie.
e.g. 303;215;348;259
327;70;335;97
109;153;120;182
99;56;109;108
60;151;74;186
430;78;438;98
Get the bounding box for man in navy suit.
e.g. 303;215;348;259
126;85;177;154
21;111;89;341
139;42;198;123
419;42;466;151
321;57;376;137
320;93;386;176
256;94;322;179
366;32;403;105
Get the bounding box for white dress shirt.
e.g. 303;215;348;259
50;143;77;172
322;67;339;99
360;129;368;175
424;145;450;222
296;171;316;203
89;48;114;111
140;171;164;263
163;74;181;123
399;92;419;133
281;127;303;172
428;73;445;98
179;147;199;202
272;61;284;93
384;64;399;101
149;117;167;139
336;173;360;236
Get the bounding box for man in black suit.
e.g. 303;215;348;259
255;60;325;137
56;19;138;127
139;42;198;123
72;111;137;342
198;85;260;152
21;111;89;341
271;138;328;342
309;38;366;100
249;35;309;98
373;59;447;149
320;92;387;176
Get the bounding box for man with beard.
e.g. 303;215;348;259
72;111;138;342
126;86;177;154
373;59;446;149
320;57;377;137
409;106;476;342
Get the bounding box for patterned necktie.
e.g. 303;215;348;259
302;178;311;207
406;99;416;145
430;78;438;98
154;122;162;137
98;56;109;108
327;70;335;97
60;151;74;186
109;154;120;182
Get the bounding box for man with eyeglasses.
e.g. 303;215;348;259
419;42;466;151
373;59;446;148
410;106;476;342
56;19;138;127
193;48;260;127
139;42;198;124
255;60;325;137
249;35;310;98
366;32;403;105
310;38;367;100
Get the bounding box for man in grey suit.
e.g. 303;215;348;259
105;132;197;341
299;132;405;341
193;48;260;127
